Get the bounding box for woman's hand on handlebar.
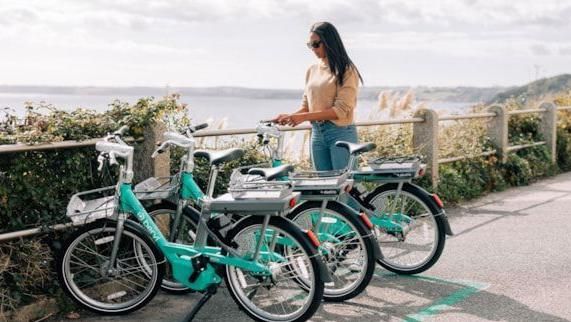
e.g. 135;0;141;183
272;112;308;127
272;114;290;125
286;114;306;127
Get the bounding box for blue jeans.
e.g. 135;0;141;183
310;121;358;171
311;121;360;211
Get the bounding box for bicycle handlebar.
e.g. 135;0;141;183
113;125;129;137
96;126;133;172
151;132;195;158
188;123;208;133
256;121;282;144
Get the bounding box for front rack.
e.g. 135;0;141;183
134;176;178;200
66;186;117;225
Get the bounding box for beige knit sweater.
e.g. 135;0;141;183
301;58;359;126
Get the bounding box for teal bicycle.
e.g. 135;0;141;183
56;126;329;321
240;121;382;302
255;121;454;275
144;123;379;302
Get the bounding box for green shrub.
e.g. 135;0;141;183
0;95;189;314
556;126;571;171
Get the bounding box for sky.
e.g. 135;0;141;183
1;0;570;89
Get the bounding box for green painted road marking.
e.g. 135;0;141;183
375;271;489;322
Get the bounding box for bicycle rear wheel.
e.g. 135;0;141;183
56;220;165;314
224;215;325;322
287;201;375;302
365;183;446;274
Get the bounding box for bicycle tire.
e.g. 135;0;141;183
56;219;165;314
364;183;446;274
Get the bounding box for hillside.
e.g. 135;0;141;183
488;74;571;104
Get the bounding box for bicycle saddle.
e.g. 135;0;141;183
335;141;376;155
194;148;245;166
248;164;294;181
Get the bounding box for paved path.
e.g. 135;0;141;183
52;172;571;321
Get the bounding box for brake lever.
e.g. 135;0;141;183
97;154;106;172
108;152;118;166
152;141;170;158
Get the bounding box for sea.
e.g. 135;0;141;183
0;93;475;130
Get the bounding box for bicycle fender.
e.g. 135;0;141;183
332;201;383;261
439;212;454;236
408;184;454;236
316;254;333;283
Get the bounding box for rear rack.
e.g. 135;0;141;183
289;170;349;191
368;155;423;168
212;178;298;214
229;180;293;200
206;191;300;215
352;155;424;181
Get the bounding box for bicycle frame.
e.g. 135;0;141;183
120;182;275;291
102;134;292;292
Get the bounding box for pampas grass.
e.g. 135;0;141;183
199;89;491;167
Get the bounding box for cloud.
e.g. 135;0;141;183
530;44;551;56
4;1;571;33
560;46;571;56
0;8;39;26
1;0;570;87
345;30;565;60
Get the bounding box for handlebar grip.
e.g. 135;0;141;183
189;123;208;133
113;125;129;137
151;149;165;158
151;140;170;158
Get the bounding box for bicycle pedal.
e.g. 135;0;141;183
188;255;209;283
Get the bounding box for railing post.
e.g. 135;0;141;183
488;104;508;163
539;102;557;164
133;121;170;182
413;108;439;189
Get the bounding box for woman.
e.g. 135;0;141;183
274;21;363;171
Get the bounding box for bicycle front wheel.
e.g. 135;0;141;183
224;215;325;322
364;183;446;274
56;220;165;314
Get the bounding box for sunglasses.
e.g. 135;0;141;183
306;40;322;49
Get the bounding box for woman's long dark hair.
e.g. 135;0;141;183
310;22;363;86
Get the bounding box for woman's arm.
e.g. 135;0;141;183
286;108;338;126
273;105;309;124
292;105;309;114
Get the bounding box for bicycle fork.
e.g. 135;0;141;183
106;214;127;277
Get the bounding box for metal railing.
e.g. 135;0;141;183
1;102;570;242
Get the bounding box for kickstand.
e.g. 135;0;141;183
183;285;218;322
